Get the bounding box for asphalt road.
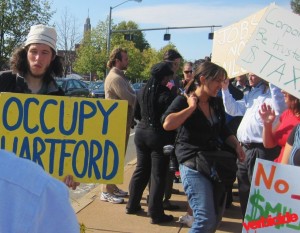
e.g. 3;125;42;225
125;128;137;164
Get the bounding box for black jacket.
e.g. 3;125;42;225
162;95;233;163
0;71;64;96
134;85;177;145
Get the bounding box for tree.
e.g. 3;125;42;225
74;18;151;81
73;31;101;81
55;8;81;76
117;42;144;82
93;20;110;78
112;21;150;52
137;44;184;81
140;47;160;81
291;0;300;14
109;21;150;81
74;18;182;82
0;0;53;69
73;21;108;79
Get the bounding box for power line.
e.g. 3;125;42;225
112;25;222;34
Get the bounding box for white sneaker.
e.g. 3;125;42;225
178;214;194;227
113;188;128;197
100;192;124;204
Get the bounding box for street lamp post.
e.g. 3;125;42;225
106;0;142;63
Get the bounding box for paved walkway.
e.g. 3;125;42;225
71;160;243;233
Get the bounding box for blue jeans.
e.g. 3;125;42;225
180;164;217;233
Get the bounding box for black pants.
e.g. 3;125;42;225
237;143;280;218
127;127;170;218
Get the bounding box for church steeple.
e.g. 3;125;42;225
84;10;91;34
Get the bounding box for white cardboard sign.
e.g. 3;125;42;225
243;159;300;232
212;6;268;78
237;5;300;98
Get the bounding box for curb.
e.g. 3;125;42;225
71;159;137;213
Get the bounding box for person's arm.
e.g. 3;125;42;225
281;143;293;164
281;125;297;164
221;78;246;116
225;135;245;162
112;78;136;107
269;83;286;115
259;103;280;148
63;175;80;190
163;93;197;131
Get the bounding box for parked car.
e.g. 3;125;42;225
55;78;90;97
89;83;105;98
131;82;146;94
89;81;103;91
66;73;83;80
80;80;89;89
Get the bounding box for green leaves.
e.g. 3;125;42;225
0;0;54;69
291;0;300;14
73;18;182;82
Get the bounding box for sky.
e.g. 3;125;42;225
50;0;291;62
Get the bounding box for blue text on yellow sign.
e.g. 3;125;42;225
0;93;128;183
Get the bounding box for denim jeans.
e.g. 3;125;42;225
180;164;217;233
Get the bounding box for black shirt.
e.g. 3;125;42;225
135;85;176;144
162;95;233;163
0;71;64;96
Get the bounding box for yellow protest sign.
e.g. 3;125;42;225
0;93;128;183
243;159;300;232
212;6;268;78
237;5;300;98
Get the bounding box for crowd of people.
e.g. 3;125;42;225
1;23;300;233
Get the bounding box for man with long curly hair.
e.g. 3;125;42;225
0;24;64;95
0;24;79;232
0;24;80;190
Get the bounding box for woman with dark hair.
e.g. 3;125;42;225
260;91;300;162
126;62;175;224
162;61;245;232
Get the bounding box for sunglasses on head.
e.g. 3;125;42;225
184;70;193;74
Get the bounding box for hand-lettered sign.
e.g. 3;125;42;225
237;5;300;99
212;6;268;78
0;93;128;183
243;159;300;232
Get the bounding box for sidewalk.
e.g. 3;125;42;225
72;160;243;233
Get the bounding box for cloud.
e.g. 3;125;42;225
114;2;291;29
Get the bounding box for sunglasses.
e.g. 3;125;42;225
184;70;193;74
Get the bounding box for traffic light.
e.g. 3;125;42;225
208;32;214;40
124;34;133;41
164;33;171;41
